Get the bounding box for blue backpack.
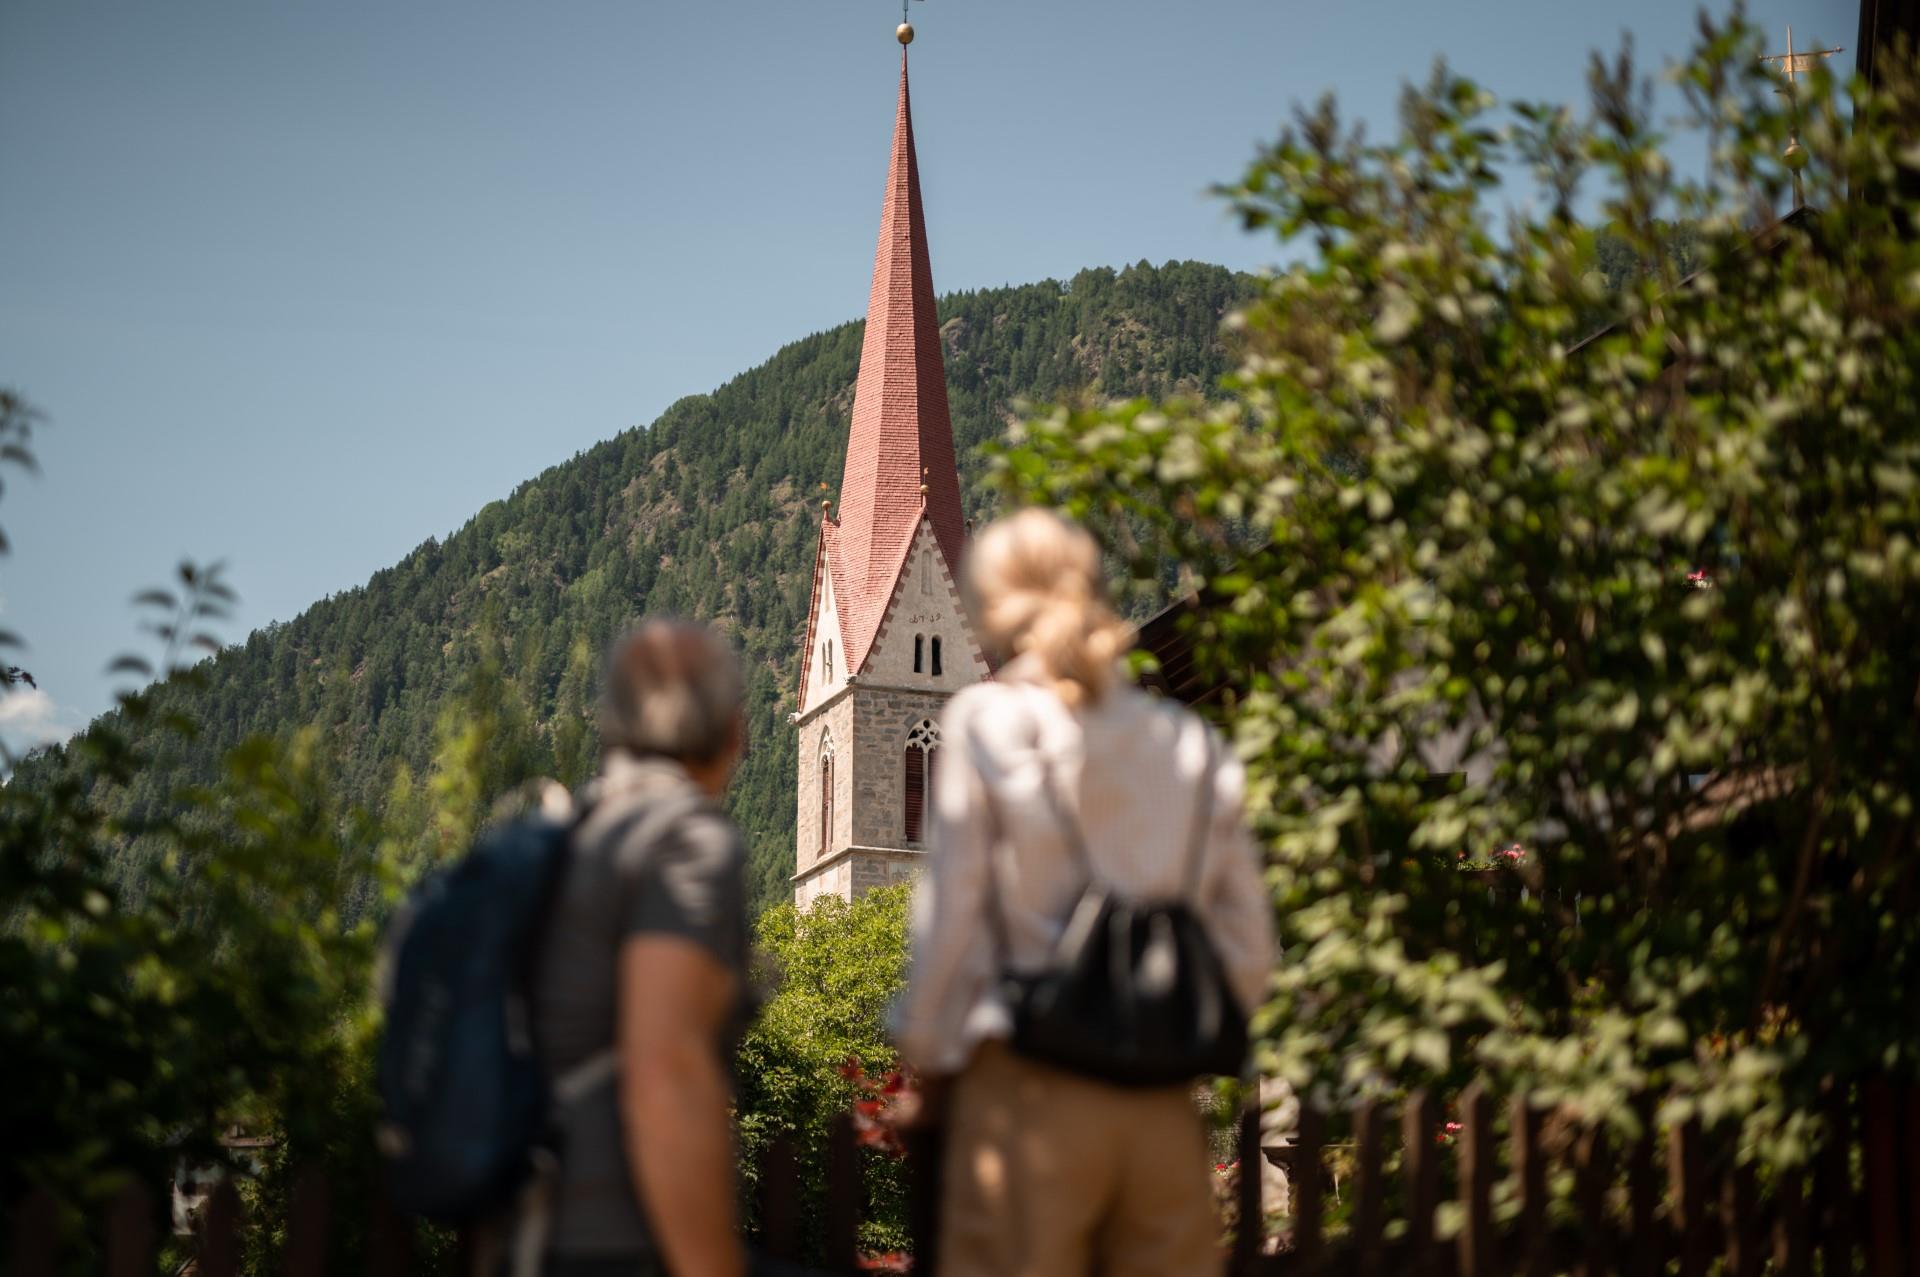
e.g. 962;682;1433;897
375;801;610;1221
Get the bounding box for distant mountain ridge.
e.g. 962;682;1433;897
36;261;1253;913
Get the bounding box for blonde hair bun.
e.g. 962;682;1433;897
965;509;1133;708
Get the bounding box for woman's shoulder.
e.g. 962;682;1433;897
1105;687;1243;785
942;678;1041;734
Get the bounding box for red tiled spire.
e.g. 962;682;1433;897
831;50;965;678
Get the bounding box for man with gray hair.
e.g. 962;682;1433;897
529;620;752;1277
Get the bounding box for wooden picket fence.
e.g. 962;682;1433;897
1226;1077;1920;1277
9;1078;1919;1275
4;1115;890;1277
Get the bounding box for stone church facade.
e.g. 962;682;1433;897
792;47;986;908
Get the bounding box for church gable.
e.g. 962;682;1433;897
861;518;987;689
799;529;850;716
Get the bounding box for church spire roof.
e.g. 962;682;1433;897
829;49;966;679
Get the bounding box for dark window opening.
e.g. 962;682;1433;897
931;637;943;677
821;752;834;855
904;747;925;842
913;634;925;674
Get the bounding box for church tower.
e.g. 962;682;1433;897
793;30;986;907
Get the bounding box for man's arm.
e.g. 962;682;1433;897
617;934;747;1277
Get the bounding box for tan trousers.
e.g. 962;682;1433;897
935;1042;1222;1277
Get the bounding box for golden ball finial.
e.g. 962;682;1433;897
1784;137;1809;170
896;21;914;45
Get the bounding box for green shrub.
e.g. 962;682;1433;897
737;886;912;1258
994;16;1920;1164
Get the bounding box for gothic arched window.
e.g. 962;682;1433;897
819;734;836;857
931;637;944;678
913;634;925;674
903;718;941;843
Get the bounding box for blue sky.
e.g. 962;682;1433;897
0;0;1854;751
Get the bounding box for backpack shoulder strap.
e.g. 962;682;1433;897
977;689;1111;969
553;1048;618;1106
1179;727;1221;899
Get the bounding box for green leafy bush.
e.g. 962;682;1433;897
737;886;913;1258
994;17;1920;1162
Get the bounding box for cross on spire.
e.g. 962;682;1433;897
1760;25;1843;86
1759;25;1844;209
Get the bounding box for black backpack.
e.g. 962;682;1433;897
987;738;1250;1087
375;802;611;1222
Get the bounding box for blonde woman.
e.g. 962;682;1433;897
898;509;1275;1277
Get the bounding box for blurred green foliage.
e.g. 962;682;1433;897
0;548;396;1265
994;17;1920;1165
737;885;913;1259
0;386;503;1266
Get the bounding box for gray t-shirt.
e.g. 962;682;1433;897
533;752;749;1259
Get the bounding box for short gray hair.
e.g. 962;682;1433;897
600;621;744;764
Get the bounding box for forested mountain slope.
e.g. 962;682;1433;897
38;261;1251;912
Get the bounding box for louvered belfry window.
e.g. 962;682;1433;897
903;719;941;843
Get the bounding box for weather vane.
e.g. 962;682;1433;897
1760;24;1844;208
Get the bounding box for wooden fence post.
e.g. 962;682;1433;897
1236;1098;1267;1267
1864;1076;1904;1277
1402;1091;1439;1277
8;1188;58;1277
1353;1099;1385;1277
1573;1124;1612;1277
1513;1097;1547;1277
283;1169;330;1277
367;1183;413;1277
1906;1081;1920;1277
1669;1116;1709;1277
825;1113;860;1275
1294;1104;1327;1270
454;1226;478;1277
1819;1086;1857;1277
1772;1166;1810;1277
105;1181;153;1277
197;1180;243;1277
1457;1082;1493;1277
1722;1158;1758;1277
1230;1102;1264;1275
1628;1097;1659;1277
904;1122;945;1276
759;1134;802;1262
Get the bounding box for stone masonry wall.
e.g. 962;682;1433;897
850;685;952;853
794;695;856;879
794;654;964;906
